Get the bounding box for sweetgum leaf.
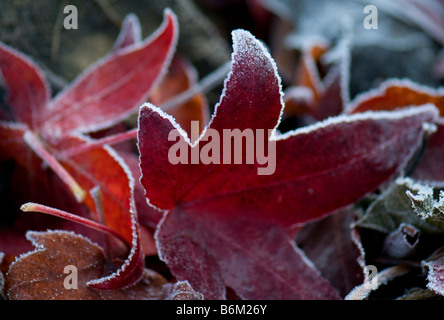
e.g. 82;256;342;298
157;212;338;300
0;10;180;290
0;9;178;208
117;53;212;243
138;29;438;299
5;230;169;300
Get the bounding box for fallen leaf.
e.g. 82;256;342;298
138;29;438;299
283;42;348;120
5;230;169;300
40;11;178;135
0;10;178;290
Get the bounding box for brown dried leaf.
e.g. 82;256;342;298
5;230;169;300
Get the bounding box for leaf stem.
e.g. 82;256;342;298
59;128;138;158
21;202;128;247
159;60;231;112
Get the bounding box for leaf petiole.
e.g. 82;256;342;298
58;128;138;158
20;202;128;247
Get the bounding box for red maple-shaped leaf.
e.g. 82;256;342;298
0;10;178;290
137;30;438;299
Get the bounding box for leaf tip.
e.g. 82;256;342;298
20;202;37;212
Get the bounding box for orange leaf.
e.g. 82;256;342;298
347;79;444;116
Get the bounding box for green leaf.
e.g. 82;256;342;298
355;177;444;234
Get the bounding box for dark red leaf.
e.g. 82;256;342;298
296;207;365;297
138;29;438;299
0;10;179;290
19;200;144;291
156;210;340;299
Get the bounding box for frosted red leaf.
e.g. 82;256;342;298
0;10;178;290
5;230;170;300
138;29;438;299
